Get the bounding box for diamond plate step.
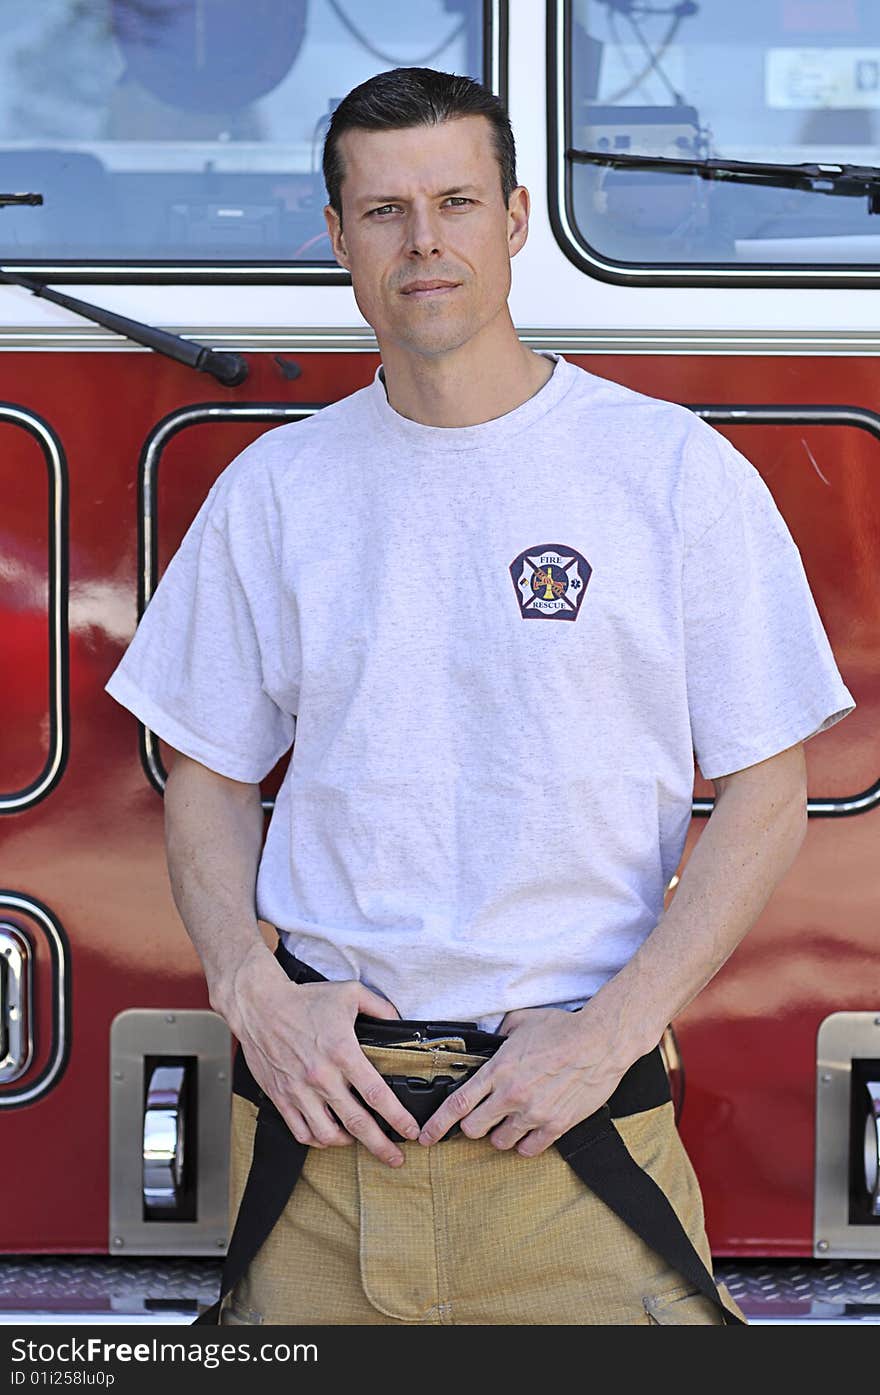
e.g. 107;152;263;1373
2;1256;880;1324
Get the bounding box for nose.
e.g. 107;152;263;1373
405;202;443;258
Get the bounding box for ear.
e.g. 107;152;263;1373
323;203;350;270
507;185;530;258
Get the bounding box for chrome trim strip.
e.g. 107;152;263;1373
489;0;503;95
694;787;876;819
8;327;880;354
552;0;880;286
0;407;67;812
0;1313;202;1327
518;331;880;355
0;265;350;281
0;328;379;351
139;404;318;803
0;895;69;1107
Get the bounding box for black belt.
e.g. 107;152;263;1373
194;942;743;1325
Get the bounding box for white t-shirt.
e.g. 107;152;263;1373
104;352;855;1029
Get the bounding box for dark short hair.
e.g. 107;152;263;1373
322;66;517;225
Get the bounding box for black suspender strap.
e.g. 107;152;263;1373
193;947;335;1325
195;1068;742;1327
194;944;743;1326
555;1107;745;1325
193;1094;308;1327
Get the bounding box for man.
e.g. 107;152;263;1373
105;67;855;1326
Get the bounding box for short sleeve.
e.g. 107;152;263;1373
683;448;855;781
104;485;296;783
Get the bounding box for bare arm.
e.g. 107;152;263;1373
419;741;809;1151
162;750;420;1164
569;740;809;1075
162;749;268;1017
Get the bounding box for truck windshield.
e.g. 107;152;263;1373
0;0;490;276
561;0;880;272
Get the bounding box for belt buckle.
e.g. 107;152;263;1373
374;1072;467;1142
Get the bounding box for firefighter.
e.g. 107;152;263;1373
105;67;854;1325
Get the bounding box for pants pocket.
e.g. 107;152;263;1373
219;1294;264;1326
643;1283;728;1326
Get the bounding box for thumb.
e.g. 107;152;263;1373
355;984;401;1020
498;1009;526;1035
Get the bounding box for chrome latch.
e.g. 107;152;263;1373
864;1081;880;1217
143;1061;190;1215
0;924;33;1083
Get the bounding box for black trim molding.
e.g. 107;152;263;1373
136;403;319;802
0;893;70;1108
689;405;874;818
0;407;68;813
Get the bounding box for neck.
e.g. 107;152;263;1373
378;312;554;428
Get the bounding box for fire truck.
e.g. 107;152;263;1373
1;0;877;1325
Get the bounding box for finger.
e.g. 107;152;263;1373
247;1066;322;1147
418;1071;493;1145
280;1102;317;1147
300;1079;408;1166
486;1116;532;1150
326;1086;409;1167
515;1125;560;1158
355;985;401;1021
296;1092;355;1148
461;1099;524;1142
346;1057;422;1143
496;1010;524;1035
320;1101;365;1146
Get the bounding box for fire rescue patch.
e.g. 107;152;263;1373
509;543;592;621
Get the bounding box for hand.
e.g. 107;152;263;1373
227;945;421;1167
417;1004;626;1156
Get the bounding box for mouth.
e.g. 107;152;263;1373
400;280;460;299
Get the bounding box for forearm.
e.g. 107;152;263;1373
163;754;274;1030
583;767;808;1075
161;754;419;1160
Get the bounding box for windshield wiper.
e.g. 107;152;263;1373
566;148;880;212
0;269;248;385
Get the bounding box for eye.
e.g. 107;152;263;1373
369;205;398;217
445;197;472;207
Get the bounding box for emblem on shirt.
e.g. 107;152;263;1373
509;544;592;621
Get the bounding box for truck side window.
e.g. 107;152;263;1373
0;0;494;276
558;0;880;276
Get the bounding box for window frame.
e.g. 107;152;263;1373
547;0;880;289
0;0;507;285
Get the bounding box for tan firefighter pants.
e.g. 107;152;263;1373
219;1041;745;1326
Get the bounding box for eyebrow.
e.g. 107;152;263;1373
356;185;481;208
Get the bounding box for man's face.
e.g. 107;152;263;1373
323;115;529;358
